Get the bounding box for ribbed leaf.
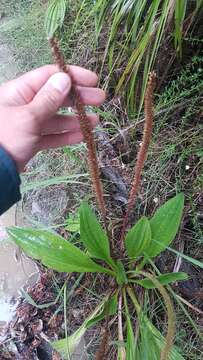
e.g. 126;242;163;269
135;272;188;289
45;0;68;38
145;193;184;257
139;315;184;360
7;227;114;275
80;203;114;267
127;287;185;360
125;217;151;259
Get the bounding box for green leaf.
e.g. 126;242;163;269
80;202;114;267
146;193;184;257
141;316;184;360
86;292;118;328
123;290;136;360
116;260;128;285
125;216;151;258
52;295;117;358
45;0;68;38
7;227;114;276
135;272;188;289
65;213;80;233
127;288;185;360
167;246;203;269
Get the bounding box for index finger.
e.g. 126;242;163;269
22;64;98;88
0;65;99;105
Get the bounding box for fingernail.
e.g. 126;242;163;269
48;72;71;93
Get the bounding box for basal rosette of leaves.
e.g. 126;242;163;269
8;193;190;359
6;3;203;358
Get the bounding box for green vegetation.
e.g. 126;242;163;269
8;194;187;359
0;0;202;358
0;0;51;72
93;0;202;113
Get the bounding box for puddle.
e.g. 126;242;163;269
0;207;39;342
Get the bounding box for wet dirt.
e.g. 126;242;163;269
0;207;39;342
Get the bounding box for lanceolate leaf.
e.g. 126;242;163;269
125;217;151;259
7;227;114;275
127;288;184;360
145;193;184;258
135;272;188;289
45;0;68;38
141;316;184;360
80;202;114;267
87;292;118;328
123;290;136;360
52;299;106;358
52;295;118;358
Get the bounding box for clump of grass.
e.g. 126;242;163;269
92;0;202;114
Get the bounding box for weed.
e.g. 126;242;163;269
2;1;202;358
92;0;203;113
8;71;194;359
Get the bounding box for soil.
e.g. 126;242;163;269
0;3;202;360
0;12;89;359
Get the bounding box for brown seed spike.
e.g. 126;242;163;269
49;38;107;229
120;72;156;249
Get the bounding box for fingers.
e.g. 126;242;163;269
63;86;106;107
28;70;105;125
0;65;99;106
39;131;84;150
42;113;99;135
28;73;72;122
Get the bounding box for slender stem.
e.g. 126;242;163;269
120;72;156;249
118;292;126;360
49;37;107;231
139;271;176;360
147;258;203;341
127;287;141;314
63;283;71;359
123;288;138;355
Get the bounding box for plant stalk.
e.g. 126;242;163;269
118;292;126;360
139;271;176;360
120;72;156;249
49;37;107;230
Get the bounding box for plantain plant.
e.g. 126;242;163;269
7;72;188;359
7;194;187;359
6;3;193;359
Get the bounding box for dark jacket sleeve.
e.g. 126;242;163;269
0;146;21;215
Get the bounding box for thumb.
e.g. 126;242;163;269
28;72;71;122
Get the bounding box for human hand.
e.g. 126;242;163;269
0;65;105;172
